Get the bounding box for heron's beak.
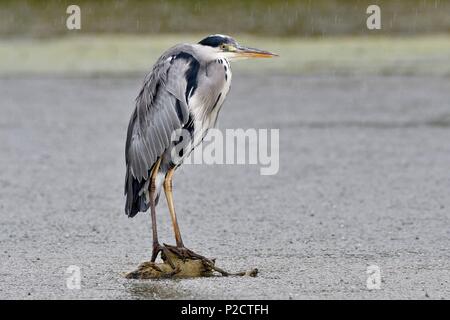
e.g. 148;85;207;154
234;46;278;59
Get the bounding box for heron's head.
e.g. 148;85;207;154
198;34;278;61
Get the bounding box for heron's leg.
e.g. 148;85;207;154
149;158;166;262
163;170;213;263
163;167;184;247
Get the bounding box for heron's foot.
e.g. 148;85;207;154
151;242;176;269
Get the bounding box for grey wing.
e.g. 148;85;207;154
125;53;193;183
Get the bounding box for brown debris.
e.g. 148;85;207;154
125;249;258;279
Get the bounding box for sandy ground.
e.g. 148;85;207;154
0;74;449;299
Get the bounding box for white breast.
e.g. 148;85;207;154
188;58;232;151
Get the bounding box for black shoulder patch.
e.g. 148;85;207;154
173;51;194;62
173;52;200;103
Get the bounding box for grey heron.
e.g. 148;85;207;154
124;34;276;264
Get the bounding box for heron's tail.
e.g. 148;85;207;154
124;169;149;217
124;169;161;217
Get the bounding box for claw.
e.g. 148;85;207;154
151;243;176;269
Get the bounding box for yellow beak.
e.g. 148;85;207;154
235;46;278;58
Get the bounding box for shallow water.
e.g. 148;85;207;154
0;74;449;299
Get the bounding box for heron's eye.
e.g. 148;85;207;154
220;44;227;51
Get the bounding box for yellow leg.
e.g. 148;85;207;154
150;158;162;262
164;167;184;247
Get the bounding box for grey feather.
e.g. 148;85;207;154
125;45;194;183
